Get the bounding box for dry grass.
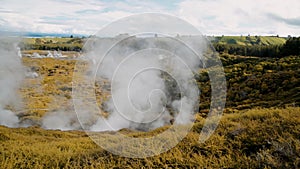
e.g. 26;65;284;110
0;107;299;168
20;57;77;119
1;56;298;168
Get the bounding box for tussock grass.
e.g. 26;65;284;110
1;107;299;168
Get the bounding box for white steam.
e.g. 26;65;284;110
75;35;206;131
0;37;24;128
0;109;19;128
42;110;80;131
0;35;207;132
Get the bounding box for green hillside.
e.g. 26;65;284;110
211;36;287;46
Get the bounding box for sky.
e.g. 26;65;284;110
0;0;300;36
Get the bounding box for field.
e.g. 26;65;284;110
0;36;299;168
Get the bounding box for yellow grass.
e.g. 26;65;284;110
0;107;299;168
0;56;298;168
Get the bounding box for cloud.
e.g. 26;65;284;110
176;0;300;36
0;0;299;36
267;13;300;26
75;9;100;15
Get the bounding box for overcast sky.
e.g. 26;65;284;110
0;0;299;36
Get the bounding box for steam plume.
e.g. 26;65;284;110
75;35;206;131
0;36;24;128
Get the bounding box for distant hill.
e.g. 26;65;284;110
210;36;287;46
0;31;86;38
0;31;290;46
19;35;295;58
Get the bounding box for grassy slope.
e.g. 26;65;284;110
259;36;286;45
0;107;299;168
198;54;300;114
212;36;286;46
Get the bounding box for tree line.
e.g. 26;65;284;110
214;37;300;57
